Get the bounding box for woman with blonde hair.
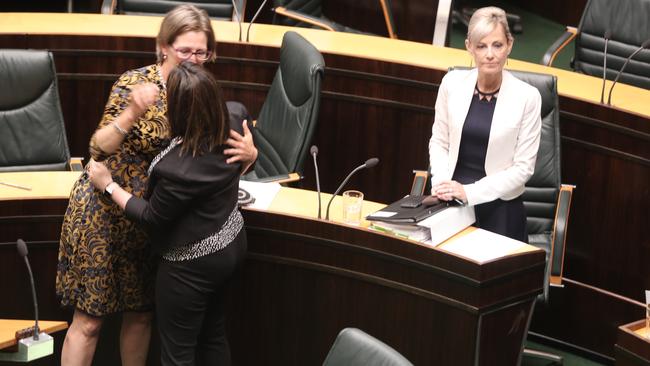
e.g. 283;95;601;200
56;5;256;365
429;6;541;241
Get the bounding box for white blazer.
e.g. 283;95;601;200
429;68;542;206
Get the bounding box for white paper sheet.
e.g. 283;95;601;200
439;228;529;263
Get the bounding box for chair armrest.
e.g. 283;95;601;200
69;157;85;171
245;172;301;184
378;0;397;39
410;170;429;196
100;0;117;14
273;7;336;31
541;26;577;67
549;184;575;286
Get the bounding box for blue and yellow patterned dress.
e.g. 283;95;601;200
56;64;169;316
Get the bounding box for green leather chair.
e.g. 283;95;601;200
515;69;573;366
541;0;650;89
101;0;245;21
0;50;80;172
243;31;324;182
272;0;397;39
323;328;413;366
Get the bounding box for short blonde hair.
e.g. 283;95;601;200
156;5;217;63
466;6;513;46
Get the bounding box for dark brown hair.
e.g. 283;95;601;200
166;62;229;156
156;4;217;63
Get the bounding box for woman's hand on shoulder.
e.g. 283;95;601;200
225;120;258;174
87;160;114;192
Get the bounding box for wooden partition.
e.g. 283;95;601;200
0;13;648;361
0;172;545;365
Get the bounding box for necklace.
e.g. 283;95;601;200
475;85;500;101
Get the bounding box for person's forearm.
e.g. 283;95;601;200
106;182;133;210
92;108;137;155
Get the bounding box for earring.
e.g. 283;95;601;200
163;54;167;60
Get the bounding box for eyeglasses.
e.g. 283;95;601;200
172;47;212;61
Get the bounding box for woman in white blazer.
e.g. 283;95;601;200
429;6;542;242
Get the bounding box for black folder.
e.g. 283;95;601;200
366;195;453;224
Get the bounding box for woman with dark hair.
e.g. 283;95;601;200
88;62;246;365
56;5;255;365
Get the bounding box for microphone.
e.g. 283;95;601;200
600;30;611;104
325;157;379;220
17;239;39;341
607;39;650;105
231;0;243;42
310;145;322;219
246;0;269;42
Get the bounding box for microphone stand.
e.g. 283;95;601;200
325;158;379;221
246;0;269;42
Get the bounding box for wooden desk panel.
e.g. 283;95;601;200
617;320;650;366
0;13;648;360
0;172;545;365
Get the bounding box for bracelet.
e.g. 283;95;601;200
111;122;128;136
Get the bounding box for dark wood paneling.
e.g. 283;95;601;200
0;193;544;365
512;0;587;27
245;0;440;43
1;27;648;361
616;320;650;366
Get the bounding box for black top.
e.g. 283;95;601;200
452;94;497;184
124;104;247;250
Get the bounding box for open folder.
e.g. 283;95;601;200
365;195;460;224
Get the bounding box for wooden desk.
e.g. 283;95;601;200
0;13;648;360
0;320;68;351
0;171;544;365
617;320;650;366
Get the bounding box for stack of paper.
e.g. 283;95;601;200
370;221;432;242
368;205;475;246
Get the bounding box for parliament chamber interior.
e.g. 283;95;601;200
0;0;648;365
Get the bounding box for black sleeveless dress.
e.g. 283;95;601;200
451;93;528;242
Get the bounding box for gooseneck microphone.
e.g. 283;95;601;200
310;145;322;219
607;39;650;105
231;0;243;42
600;30;611;104
17;239;39;341
325;158;379;220
246;0;269;42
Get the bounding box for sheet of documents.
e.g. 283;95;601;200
439;228;530;263
239;180;281;210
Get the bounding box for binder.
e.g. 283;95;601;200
366;195;459;224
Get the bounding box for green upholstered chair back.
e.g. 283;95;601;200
509;70;561;302
112;0;244;20
574;0;650;89
323;328;413;366
248;31;324;179
0;49;71;172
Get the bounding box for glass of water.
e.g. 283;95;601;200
342;190;364;226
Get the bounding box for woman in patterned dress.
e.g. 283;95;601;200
56;5;257;366
88;61;247;366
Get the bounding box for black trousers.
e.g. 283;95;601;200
155;230;247;366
